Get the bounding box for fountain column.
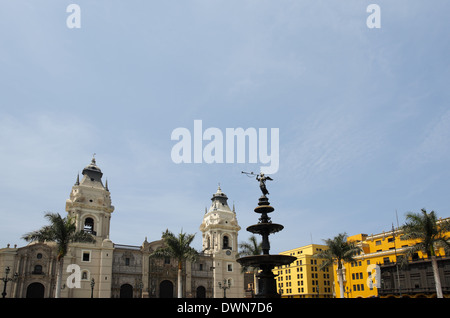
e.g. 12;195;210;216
237;192;295;298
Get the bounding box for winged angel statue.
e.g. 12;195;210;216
242;171;273;196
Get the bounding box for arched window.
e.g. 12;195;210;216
33;265;43;274
84;217;96;235
205;235;211;250
82;271;88;280
223;235;230;249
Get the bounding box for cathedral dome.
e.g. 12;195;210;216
81;156;103;183
209;185;232;213
83;157;102;173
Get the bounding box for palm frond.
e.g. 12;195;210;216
22;212;95;261
400;209;446;258
315;233;361;270
150;247;173;259
238;235;262;257
71;230;96;244
22;225;54;242
150;229;198;263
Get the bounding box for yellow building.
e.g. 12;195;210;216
334;217;450;298
274;244;334;298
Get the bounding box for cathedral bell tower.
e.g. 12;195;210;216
63;156;115;298
199;185;244;298
65;156;114;240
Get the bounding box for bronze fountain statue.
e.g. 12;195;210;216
238;172;296;298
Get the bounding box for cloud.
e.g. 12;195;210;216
402;109;450;169
0;112;103;247
0;112;98;188
281;104;384;193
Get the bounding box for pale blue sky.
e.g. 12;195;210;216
1;0;449;253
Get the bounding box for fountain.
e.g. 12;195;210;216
237;173;296;298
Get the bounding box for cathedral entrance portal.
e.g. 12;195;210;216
159;280;174;298
120;284;133;298
196;286;206;298
26;282;45;298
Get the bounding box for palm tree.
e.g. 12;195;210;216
400;209;450;298
22;212;96;298
314;233;361;298
150;229;198;298
238;235;262;296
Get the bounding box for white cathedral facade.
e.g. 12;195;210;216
0;158;244;298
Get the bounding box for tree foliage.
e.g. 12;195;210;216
314;232;361;271
400;208;450;258
22;212;96;260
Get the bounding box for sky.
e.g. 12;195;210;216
1;0;449;254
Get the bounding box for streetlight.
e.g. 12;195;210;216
218;279;231;298
90;278;95;298
1;267;18;298
138;281;144;298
